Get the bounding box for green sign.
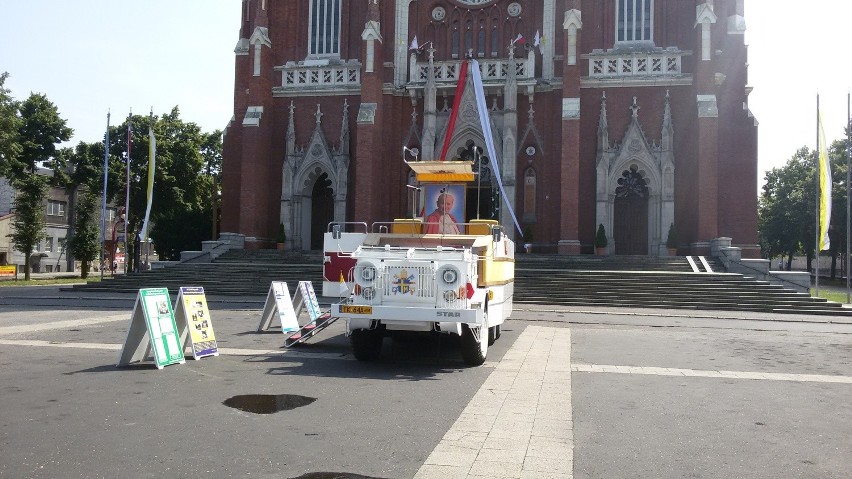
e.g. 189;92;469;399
139;288;184;368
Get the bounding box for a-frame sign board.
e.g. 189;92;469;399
173;286;219;360
117;288;186;369
294;281;322;323
257;281;300;333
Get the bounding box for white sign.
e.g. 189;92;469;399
257;281;300;333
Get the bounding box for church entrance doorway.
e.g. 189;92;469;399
310;173;334;250
613;166;649;255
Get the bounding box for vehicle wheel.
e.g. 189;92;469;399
350;328;383;361
487;323;501;345
461;323;487;366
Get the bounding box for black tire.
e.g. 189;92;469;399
350;328;383;361
494;324;501;340
488;326;497;346
461;323;487;366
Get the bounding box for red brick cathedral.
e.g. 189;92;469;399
222;0;758;257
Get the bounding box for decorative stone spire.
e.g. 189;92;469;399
661;90;673;151
339;99;350;152
630;96;640;119
597;92;609;151
286;101;295;155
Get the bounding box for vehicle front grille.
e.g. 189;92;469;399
380;264;436;301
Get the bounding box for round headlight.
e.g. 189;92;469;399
443;289;458;302
441;268;458;284
362;286;376;300
360;263;376;282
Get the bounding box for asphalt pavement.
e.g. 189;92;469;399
0;286;850;478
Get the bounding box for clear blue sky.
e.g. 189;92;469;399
0;1;241;140
1;1;849;185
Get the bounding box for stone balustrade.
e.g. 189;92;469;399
585;48;689;79
273;60;362;95
408;57;535;85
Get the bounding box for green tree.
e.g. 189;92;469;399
201;130;223;241
122;108;219;261
59;140;124;274
758;139;850;278
0;91;72;278
10;175;47;279
11;93;72;177
67;190;100;278
759;148;814;269
0;72;22;167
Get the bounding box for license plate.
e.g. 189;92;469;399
340;305;373;315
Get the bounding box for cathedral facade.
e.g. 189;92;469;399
221;0;759;257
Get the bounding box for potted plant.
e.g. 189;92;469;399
594;223;608;255
276;223;286;250
522;226;533;253
666;223;678;256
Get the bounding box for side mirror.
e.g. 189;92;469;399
332;224;341;239
491;226;502;243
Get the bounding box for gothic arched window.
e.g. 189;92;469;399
616;0;653;43
452;25;460;59
615;165;649;198
491;25;499;57
309;0;341;57
465;20;473;54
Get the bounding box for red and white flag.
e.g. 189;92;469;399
512;33;525;45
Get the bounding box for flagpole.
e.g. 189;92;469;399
847;91;850;304
125;110;132;275
100;111;110;281
815;94;820;296
145;108;153;269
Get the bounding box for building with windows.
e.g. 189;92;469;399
222;0;758;256
0;176;117;273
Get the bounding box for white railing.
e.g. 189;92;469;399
274;61;361;92
586;49;689;78
410;58;533;84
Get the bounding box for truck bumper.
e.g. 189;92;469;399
331;303;483;330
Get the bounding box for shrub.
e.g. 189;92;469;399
666;223;678;249
595;223;607;248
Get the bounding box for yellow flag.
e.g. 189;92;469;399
818;111;831;251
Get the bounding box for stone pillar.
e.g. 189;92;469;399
693;2;719;255
353;2;385;226
558;7;583;254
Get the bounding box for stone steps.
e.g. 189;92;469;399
69;251;852;316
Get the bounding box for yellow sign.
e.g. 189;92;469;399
341;305;373;315
0;265;15;276
178;287;218;359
